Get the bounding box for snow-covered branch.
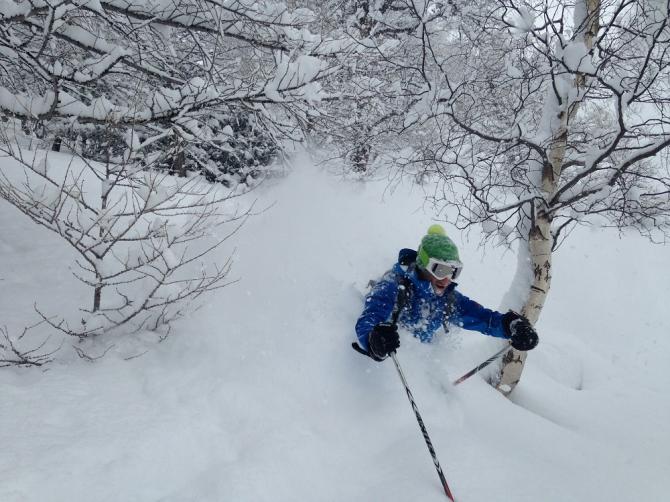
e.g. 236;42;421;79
0;132;250;338
0;0;332;142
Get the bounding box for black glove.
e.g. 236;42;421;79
502;311;539;351
368;323;400;360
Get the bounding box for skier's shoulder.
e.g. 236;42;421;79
391;248;418;283
397;247;417;266
373;248;417;289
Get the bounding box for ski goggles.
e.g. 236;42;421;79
424;257;463;281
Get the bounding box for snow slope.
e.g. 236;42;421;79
1;155;668;502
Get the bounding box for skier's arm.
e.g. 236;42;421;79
355;275;398;351
449;291;507;339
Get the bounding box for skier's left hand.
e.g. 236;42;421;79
502;312;539;351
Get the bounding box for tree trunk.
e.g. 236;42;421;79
171;138;187;177
351;139;371;173
496;207;553;394
93;282;102;312
93;147;111;314
496;0;598;395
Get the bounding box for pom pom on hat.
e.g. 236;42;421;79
426;224;446;236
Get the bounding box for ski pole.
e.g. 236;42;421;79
390;351;456;501
452;343;510;386
363;281;455;499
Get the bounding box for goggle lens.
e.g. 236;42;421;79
427;259;462;280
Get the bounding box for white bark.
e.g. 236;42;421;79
497;0;600;395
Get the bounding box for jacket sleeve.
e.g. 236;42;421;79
450;290;508;339
355;273;398;351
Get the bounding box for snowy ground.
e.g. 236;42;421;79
1;154;669;501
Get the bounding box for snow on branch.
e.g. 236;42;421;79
0;0;331;137
343;0;670;243
0;128;251;340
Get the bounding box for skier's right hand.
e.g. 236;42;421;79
368;323;400;360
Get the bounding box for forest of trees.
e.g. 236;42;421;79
1;0;668;390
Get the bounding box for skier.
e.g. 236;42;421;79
355;225;538;361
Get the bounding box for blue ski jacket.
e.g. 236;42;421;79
355;249;509;351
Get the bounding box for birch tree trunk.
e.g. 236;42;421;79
496;185;558;393
496;0;600;395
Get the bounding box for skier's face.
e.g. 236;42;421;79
427;273;451;296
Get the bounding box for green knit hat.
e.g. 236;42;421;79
416;224;461;268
